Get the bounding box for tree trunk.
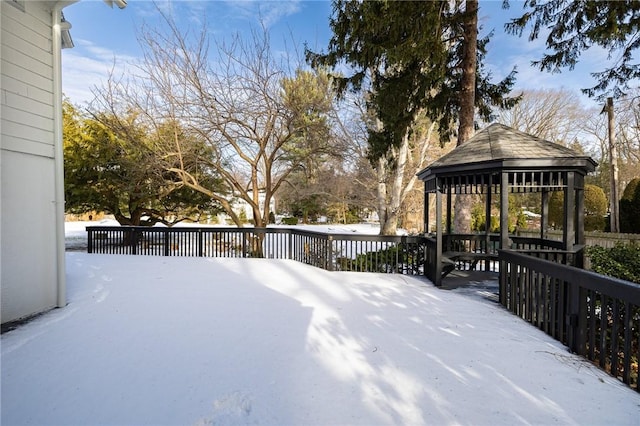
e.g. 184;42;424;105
606;97;620;233
377;156;390;233
453;0;478;234
379;133;411;235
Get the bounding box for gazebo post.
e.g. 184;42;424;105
435;187;443;286
424;183;430;234
446;186;452;237
563;171;576;254
500;172;510;249
541;189;549;239
576;175;585;268
485;174;492;271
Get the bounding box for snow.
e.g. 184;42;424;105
2;224;639;425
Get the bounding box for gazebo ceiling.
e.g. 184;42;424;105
417;123;598;181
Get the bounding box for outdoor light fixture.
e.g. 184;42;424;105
60;13;73;49
103;0;127;9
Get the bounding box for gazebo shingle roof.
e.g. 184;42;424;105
418;123;597;179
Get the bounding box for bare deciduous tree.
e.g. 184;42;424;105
376;116;440;235
334;95;443;235
92;11;335;229
495;88;588;145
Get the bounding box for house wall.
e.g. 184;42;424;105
232;191;277;222
1;0;59;323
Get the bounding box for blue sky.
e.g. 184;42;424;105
61;0;609;110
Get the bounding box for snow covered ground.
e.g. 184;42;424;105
2;224;639;425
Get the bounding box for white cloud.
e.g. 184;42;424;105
62;39;136;106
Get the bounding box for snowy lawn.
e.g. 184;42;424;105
2;253;639;425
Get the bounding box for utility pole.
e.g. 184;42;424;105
605;97;620;233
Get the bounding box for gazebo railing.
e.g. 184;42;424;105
392;233;584;282
442;233;500;272
439;234;576;273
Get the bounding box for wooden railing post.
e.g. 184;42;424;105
566;281;587;355
327;235;334;271
242;230;247;258
132;229;138;255
164;229;170;257
498;257;507;306
87;228;93;253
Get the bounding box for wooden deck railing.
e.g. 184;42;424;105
86;226;431;275
499;249;640;392
87;226;577;279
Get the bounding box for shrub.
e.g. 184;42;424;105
587;242;640;284
470;203;499;232
281;217;298;226
550;185;608;231
584;184;607;232
584;215;606;232
338;244;424;273
620;178;640;233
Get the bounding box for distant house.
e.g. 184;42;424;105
211;190;277;224
0;0;124;324
231;190;277;222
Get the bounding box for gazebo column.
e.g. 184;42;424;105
446;185;452;239
485;174;492;271
500;172;510;249
563;171;576;254
424;182;429;234
435;186;443;286
541;188;549;240
575;174;585;268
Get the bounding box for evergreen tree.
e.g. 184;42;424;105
63;101;221;226
620;178;640;233
307;0;518;234
308;0;518;159
548;185;608;231
505;0;640;98
584;184;608;231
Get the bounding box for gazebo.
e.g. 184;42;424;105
417;123;597;286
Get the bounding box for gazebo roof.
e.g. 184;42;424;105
418;123;597;180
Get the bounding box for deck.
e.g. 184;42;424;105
440;270;499;303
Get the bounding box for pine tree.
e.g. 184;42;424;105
307;0;518;234
505;0;640;99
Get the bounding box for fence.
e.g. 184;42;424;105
499;249;640;392
518;230;640;249
86;226;430;275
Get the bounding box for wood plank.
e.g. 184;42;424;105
2;103;53;132
1;59;52;93
1;27;52;69
2;118;53;144
1;135;54;157
1;73;53;106
3;89;53;118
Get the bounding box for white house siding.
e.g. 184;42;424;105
1;0;59;323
